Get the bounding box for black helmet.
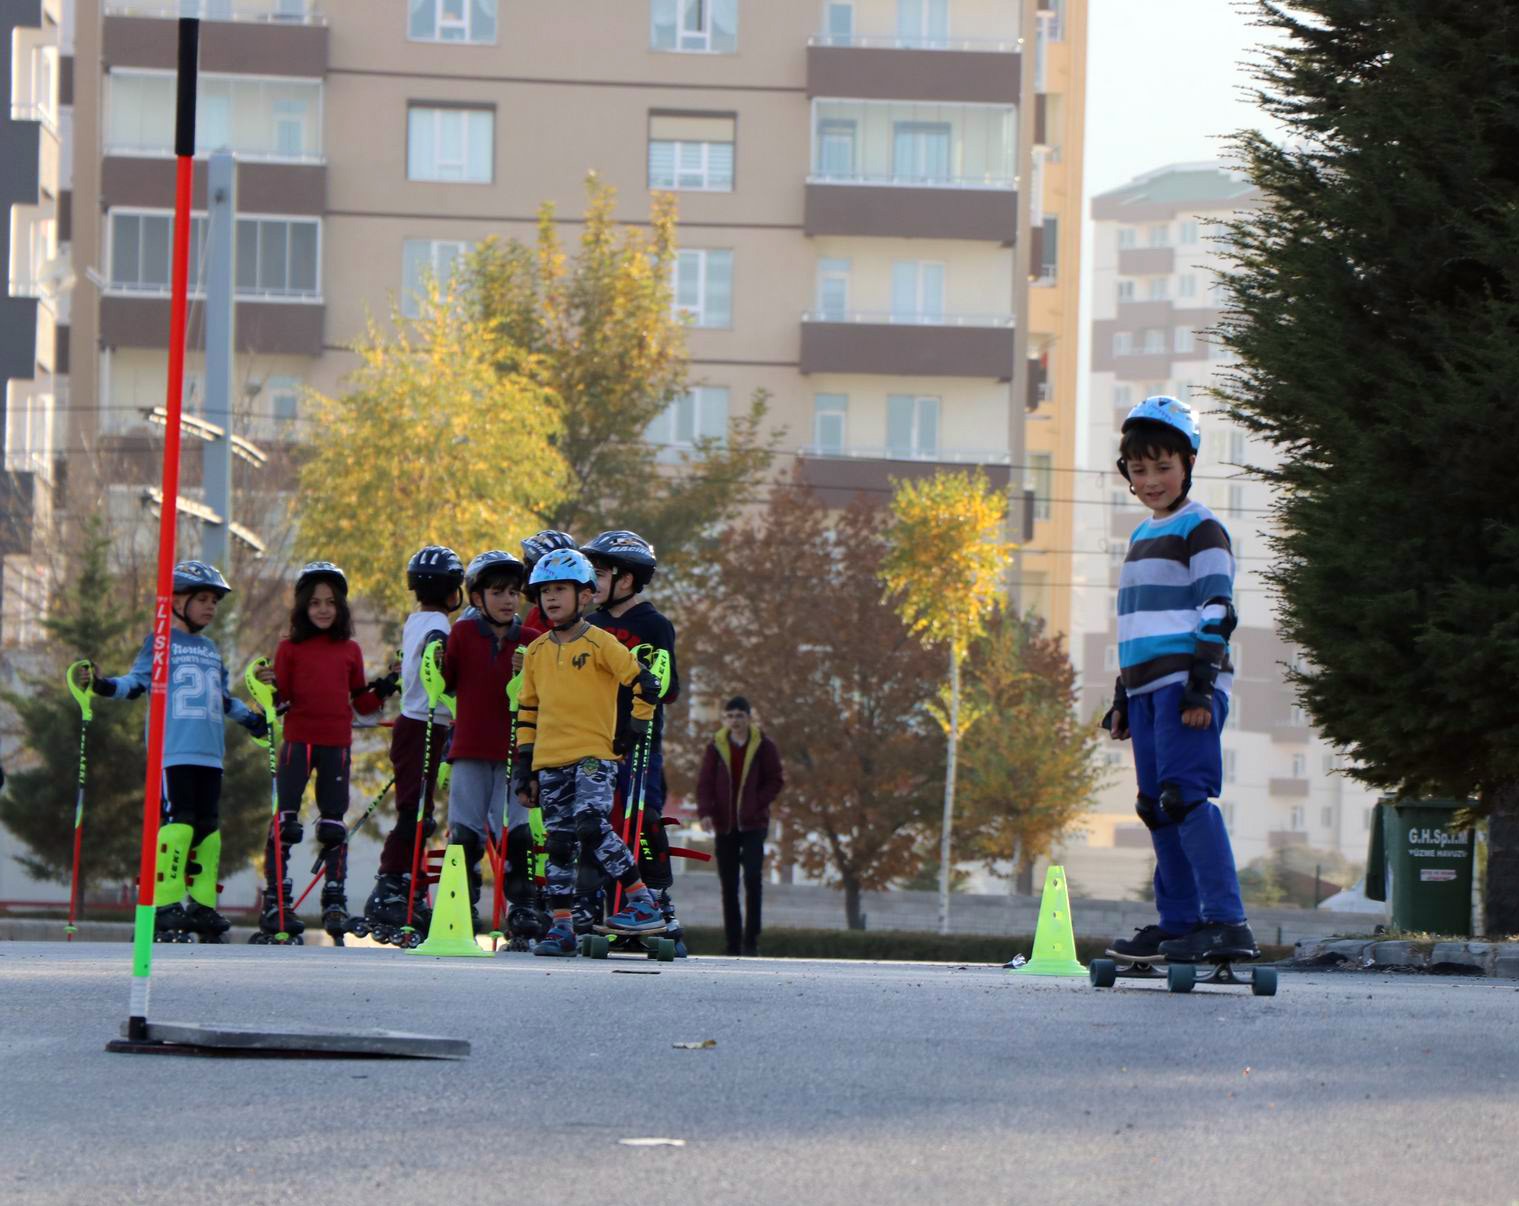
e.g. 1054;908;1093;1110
172;560;231;597
521;530;578;569
406;545;464;591
580;530;657;591
295;560;347;597
465;549;526;595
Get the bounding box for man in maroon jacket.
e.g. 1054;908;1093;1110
696;696;784;956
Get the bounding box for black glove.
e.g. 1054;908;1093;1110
1100;676;1128;737
244;712;270;741
1180;658;1218;713
512;747;538;804
88;663;116;697
366;671;401;701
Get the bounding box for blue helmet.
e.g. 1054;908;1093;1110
465;549;526;595
172;560;231;597
1120;395;1201;452
528;548;595;593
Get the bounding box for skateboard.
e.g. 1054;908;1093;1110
584;925;678;963
1090;946;1277;996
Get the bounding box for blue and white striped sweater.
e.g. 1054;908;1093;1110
1117;499;1235;698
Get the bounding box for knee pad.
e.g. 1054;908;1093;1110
639;821;673;890
277;812;303;845
186;829;222;909
1135;794;1161;831
574;811;602;846
421;815;438;839
505;825;532;898
316;817;347;848
545;832;576;868
1159;784;1204;824
452;823;485;865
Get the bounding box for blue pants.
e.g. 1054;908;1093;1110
1128;683;1245;930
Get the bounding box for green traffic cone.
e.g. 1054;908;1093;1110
1009;865;1086;976
409;844;489;958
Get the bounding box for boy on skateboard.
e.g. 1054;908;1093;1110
511;549;666;956
1102;396;1257;966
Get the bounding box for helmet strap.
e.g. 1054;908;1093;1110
172;601;206;635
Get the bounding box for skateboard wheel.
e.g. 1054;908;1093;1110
577;934;591;956
656;938;676;963
1089;958;1117;988
589;935;610;959
1167;963;1196;993
1251;966;1278;997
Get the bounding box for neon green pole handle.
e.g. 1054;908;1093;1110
419;637;448;708
66;660;93;723
631;643;673;699
505;669;523;712
243;656;281;750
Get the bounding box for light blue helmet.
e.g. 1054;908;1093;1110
527;548;595;592
1121;395;1201;452
172;560;231;597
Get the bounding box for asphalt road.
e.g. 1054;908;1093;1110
3;943;1516;1205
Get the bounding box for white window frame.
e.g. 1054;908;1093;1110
1027;452;1052;521
651;0;739;54
886;393;940;459
890;260;946;323
1112;331;1133;356
1117;226;1136;249
1147;223;1170;247
815;258;850;319
671;248;733;328
407;105;494;184
105;69;325;163
1223;748;1237;784
895;0;949;48
1112;384;1133;409
648;138;734;192
648;385;730;449
1289;804;1305;831
1147;276;1169;301
1142;328;1165;354
401;238;474;317
822;0;854;43
1291;753;1307;779
1178;273;1197;299
105;207;323;302
1180;219;1199;245
1173;326;1195;354
1116;279;1135;303
1290;704;1308;728
812;393;848;454
407;0;499;44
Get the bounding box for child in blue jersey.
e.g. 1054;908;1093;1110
1101;397;1256;965
79;560;267;940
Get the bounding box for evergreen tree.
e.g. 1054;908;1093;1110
1217;2;1519;932
0;527;268;909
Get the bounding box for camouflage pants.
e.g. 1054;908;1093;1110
538;758;635;904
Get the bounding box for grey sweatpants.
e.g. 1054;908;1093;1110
447;759;528;841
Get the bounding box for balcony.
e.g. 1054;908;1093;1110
101;296;324;356
103;156;325;215
105;1;323;25
801;311;1015;379
104;13;327;77
1267;830;1309;851
797;447;1011;508
1269;778;1311;798
1118;246;1175;276
807;36;1020;105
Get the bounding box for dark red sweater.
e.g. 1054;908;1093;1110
442;614;540;762
274;636;382;747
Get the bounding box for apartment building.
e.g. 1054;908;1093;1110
5;0;1086;637
1058;162;1379;900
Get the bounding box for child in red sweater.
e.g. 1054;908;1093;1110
257;561;397;941
444;550;542;933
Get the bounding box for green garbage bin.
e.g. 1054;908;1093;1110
1363;798;1474;934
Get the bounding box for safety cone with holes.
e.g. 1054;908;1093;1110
1009;865;1086;977
408;845;490;957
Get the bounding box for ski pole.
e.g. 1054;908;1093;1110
405;637;448;933
488;670;524;949
612;645;672;914
290;775;396;911
244;657;290;942
64;660;93;940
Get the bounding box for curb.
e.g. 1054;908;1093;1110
0;917;339;946
1293;936;1519;978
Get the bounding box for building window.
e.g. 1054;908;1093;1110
1147;223;1170;247
813;393;848;454
816;258;850;320
408;0;497;43
1147;276;1169;301
672;249;733;328
1290;704;1308;728
1291;753;1307;778
407;105;494;183
648;386;729;448
1112;384;1133;409
648;112;735;192
1180;219;1199;245
108;210;320;299
1142;328;1165;354
1289;804;1305;831
1039;215;1059;281
1363;808;1373;832
811;100;1014;188
1117;227;1136;249
822;1;854;43
1112;331;1133;356
896;0;949;47
1222;749;1237;784
651;0;738;53
4;391;55;479
1229;429;1247;465
1103;643;1118;671
1028;452;1053;521
106;71;323;160
1173;327;1195;354
401;239;473;317
886;394;939;459
1116;280;1135;303
891;121;952;184
1320;805;1334;829
890;261;945;322
1179;273;1197;298
1227;484;1244;517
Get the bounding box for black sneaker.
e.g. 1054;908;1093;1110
1158;922;1258;964
1108;924;1182;960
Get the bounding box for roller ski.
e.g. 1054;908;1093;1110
153;903;198;944
349;873;426;948
249;884;305;945
1090;922;1276;996
502;900;548;953
181;900;230;944
321;882;349;946
586;891;678;963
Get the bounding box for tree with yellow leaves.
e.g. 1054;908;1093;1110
297;282;570;622
881;469;1013;933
